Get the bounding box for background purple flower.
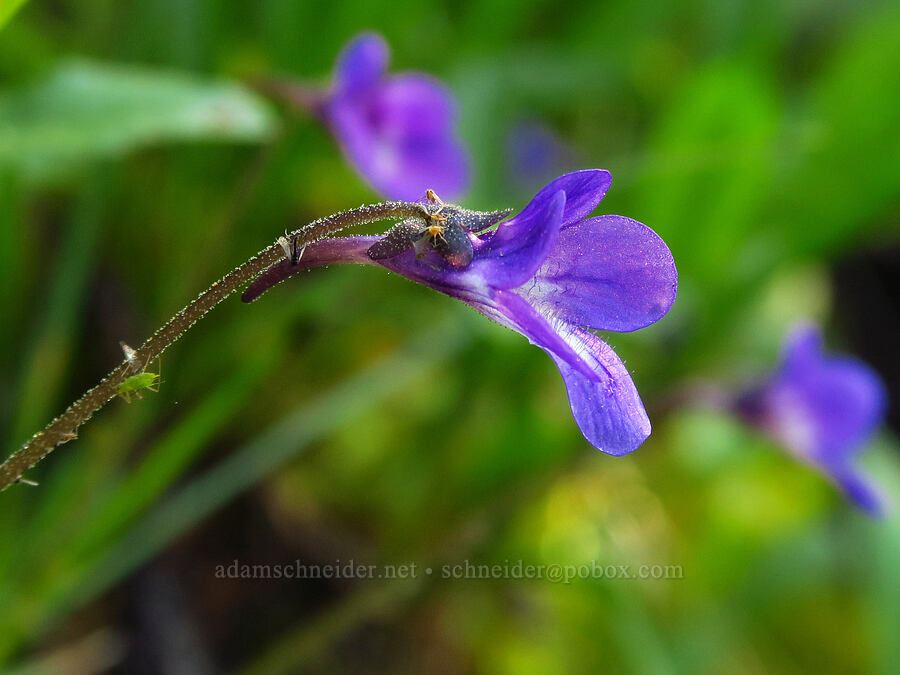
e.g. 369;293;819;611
245;170;677;455
320;33;470;201
736;324;888;516
506;120;576;194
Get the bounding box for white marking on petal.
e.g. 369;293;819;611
768;388;817;463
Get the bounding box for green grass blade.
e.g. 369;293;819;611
0;0;29;31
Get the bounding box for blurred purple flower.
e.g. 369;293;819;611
736;324;887;516
506;120;576;193
319;33;470;201
245;170;677;455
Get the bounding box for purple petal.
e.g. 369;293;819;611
334;33;389;96
375;75;458;136
777;324;824;377
518;215;677;332
480;290;602;382
325;68;469;201
474;190;566;290
520;169;611;228
482;291;651;455
546;326;651;455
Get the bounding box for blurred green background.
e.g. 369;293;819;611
1;1;899;673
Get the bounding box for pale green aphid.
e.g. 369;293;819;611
117;370;161;402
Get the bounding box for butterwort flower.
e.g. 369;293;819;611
506;120;576;193
244;170;677;455
316;32;469;201
735;324;887;516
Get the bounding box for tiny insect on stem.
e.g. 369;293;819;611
120;341;138;367
117;358;162;403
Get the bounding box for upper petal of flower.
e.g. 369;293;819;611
776;324;823;378
479;290;651;455
454;170;615;294
518;169;611;228
476;169;610;260
334;32;389;97
472;189;566;290
518;215;677;332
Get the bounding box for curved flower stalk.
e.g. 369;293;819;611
245;170;678;455
0;200;434;491
735;324;888;516
263;32;469;202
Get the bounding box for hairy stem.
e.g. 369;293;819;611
249;77;327;122
0;201;429;492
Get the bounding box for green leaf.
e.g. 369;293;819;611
633;61;780;370
639;61;778;287
778;6;900;255
0;59;277;181
0;0;29;31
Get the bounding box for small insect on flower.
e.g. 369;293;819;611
366;189;509;269
424;221;447;241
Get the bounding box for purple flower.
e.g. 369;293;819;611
736;324;888;516
506;120;576;193
244;170;678;455
319;33;470;202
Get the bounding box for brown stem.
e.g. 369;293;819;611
0;201;429;492
251;77;326;117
